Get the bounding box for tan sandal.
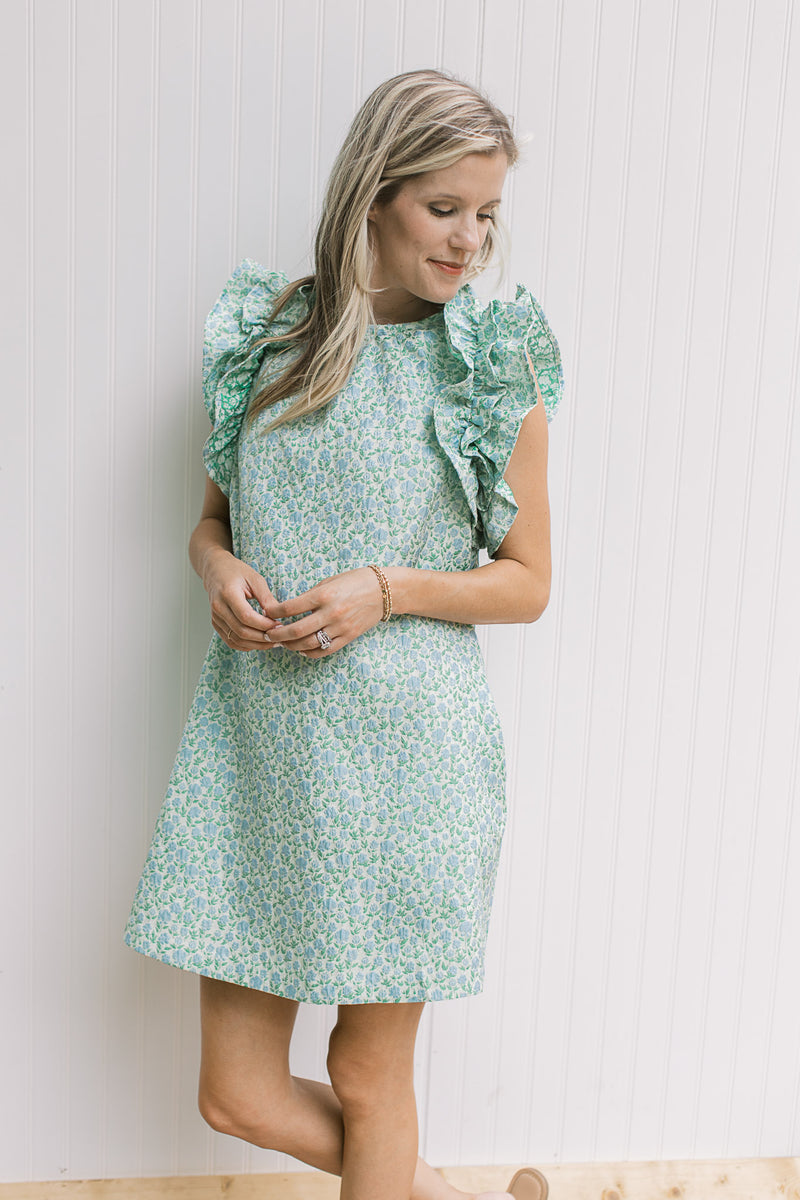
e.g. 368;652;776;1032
507;1166;549;1200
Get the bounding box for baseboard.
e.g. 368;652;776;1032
2;1157;799;1199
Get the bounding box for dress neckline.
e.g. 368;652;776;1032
369;309;445;332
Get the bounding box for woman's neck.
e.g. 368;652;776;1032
370;288;442;325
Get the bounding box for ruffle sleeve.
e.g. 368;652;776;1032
201;259;310;494
436;283;564;557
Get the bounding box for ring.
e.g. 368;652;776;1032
315;629;332;650
226;627;234;640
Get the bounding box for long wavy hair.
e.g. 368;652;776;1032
249;69;519;433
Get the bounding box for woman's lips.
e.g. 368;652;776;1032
429;259;465;276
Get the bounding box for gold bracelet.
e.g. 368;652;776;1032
367;563;392;621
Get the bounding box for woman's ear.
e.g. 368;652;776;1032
367;196;380;223
368;181;398;223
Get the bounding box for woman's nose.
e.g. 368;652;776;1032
449;217;482;253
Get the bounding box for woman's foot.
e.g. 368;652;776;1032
507;1167;549;1200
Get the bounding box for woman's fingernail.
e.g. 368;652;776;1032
263;632;272;641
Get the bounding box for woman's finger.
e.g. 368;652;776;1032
263;612;322;645
212;616;278;651
264;589;318;623
226;590;281;633
296;629;340;656
212;619;236;646
244;569;279;623
211;592;280;639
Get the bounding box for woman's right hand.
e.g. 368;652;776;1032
202;546;282;651
190;474;283;653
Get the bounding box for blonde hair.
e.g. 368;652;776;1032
250;69;519;433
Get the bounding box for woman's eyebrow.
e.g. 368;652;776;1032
422;192;503;204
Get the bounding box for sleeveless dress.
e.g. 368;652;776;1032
124;259;563;1005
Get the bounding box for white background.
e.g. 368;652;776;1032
2;0;800;1184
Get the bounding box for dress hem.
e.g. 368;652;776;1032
124;935;486;1006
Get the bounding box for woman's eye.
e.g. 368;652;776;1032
429;205;496;221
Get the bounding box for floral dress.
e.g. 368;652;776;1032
124;259;563;1004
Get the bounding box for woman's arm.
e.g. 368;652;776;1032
190;476;282;647
188;476;235;578
386;393;551;625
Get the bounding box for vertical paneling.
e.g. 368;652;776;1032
28;0;75;1179
0;0;34;1183
3;0;800;1184
70;0;115;1174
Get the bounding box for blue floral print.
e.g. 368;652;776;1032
124;260;562;1004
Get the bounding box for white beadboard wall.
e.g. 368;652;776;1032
2;0;799;1185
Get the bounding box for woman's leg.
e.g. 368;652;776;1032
198;975;342;1170
325;1000;424;1200
197;976;510;1200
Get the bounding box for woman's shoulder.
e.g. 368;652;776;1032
430;281;563;556
201;260;311;494
204;259;311;356
212;257;289;300
442;282;563;423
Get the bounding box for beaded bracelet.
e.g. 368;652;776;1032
367;563;392;621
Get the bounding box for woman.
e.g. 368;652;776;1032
125;69;561;1200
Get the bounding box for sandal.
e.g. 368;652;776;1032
507;1166;549;1200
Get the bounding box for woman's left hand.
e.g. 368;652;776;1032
261;567;386;657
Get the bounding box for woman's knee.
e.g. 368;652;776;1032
197;1085;240;1137
197;1078;288;1147
326;1019;417;1117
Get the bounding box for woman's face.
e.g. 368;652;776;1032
367;151;508;324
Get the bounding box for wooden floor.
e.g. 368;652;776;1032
3;1159;800;1200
